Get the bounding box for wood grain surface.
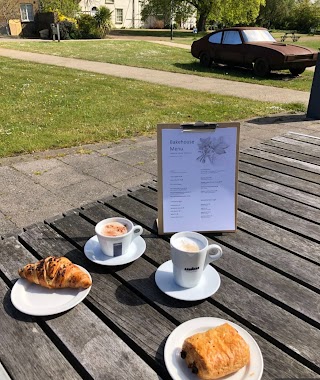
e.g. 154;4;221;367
1;132;319;380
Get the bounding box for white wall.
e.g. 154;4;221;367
79;0;196;29
79;0;144;28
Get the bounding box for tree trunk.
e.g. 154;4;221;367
197;12;207;31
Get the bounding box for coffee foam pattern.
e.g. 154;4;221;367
101;222;128;237
173;237;202;252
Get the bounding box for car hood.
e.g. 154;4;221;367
248;42;318;55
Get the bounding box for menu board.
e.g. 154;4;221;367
157;122;240;235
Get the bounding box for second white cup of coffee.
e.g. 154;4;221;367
95;217;143;257
170;231;222;288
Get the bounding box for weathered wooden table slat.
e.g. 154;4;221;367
0;277;83;380
250;143;320;165
0;237;161;380
265;138;320;157
239;151;320;183
99;195;320;326
238;162;320;195
240;147;320;174
1;132;319;380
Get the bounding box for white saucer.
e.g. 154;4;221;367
164;317;264;380
155;260;220;301
11;266;91;316
84;235;146;266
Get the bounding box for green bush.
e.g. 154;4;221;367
77;14;99;39
77;7;113;39
58;20;78;39
94;6;113;38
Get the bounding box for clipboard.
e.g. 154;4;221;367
157;121;240;235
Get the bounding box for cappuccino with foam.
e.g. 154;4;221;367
95;217;143;257
173;236;203;252
101;222;128;237
170;231;223;288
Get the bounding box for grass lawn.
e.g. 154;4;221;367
0;57;302;158
0;38;315;92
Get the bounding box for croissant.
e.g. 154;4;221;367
18;256;92;289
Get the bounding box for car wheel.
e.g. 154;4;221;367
253;58;270;77
199;52;212;68
289;68;305;76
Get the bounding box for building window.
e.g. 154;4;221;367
20;4;34;22
115;9;123;24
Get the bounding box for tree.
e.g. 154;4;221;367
257;0;295;29
39;0;80;17
142;0;266;32
141;0;172;26
186;0;215;31
187;0;266;30
175;1;195;27
289;0;320;33
208;0;266;28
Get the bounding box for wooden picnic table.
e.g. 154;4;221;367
1;131;320;380
280;31;300;42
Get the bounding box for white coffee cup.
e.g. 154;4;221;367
170;231;222;288
95;217;143;257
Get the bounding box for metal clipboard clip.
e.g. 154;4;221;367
181;121;218;132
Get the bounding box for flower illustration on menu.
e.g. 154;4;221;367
197;136;229;164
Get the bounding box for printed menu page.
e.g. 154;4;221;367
160;126;238;233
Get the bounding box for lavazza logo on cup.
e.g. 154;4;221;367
170;231;223;288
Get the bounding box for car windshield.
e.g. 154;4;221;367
242;30;276;43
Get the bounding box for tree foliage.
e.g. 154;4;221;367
175;1;195;26
39;0;80;18
257;0;320;31
210;0;266;26
140;0;172;26
289;0;320;32
77;6;113;39
141;0;194;28
187;0;215;31
257;0;295;29
141;0;266;31
94;6;113;37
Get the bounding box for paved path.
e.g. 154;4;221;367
1;43;320;236
0;47;311;105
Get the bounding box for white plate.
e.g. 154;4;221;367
155;260;220;301
11;266;91;316
164;317;264;380
84;235;146;266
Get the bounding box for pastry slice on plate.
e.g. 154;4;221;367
181;323;250;379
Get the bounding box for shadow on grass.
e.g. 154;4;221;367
174;62;298;83
110;29;205;39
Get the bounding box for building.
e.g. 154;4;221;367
79;0;196;30
0;0;196;36
79;0;144;29
0;0;39;35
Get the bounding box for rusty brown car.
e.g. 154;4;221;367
191;27;318;77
